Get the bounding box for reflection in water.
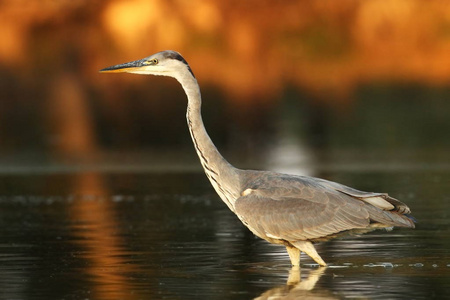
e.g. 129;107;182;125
255;267;334;300
69;173;141;300
44;58;144;298
42;54;146;298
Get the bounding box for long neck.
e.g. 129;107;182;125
176;73;240;211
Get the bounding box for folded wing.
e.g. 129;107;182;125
235;173;414;242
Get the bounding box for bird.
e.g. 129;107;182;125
100;50;415;267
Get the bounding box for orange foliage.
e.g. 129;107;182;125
0;0;449;103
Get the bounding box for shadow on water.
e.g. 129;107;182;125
0;167;448;299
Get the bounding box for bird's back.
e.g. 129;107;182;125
234;170;414;244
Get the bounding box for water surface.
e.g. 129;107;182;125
0;161;448;299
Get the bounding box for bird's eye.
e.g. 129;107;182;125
149;58;158;65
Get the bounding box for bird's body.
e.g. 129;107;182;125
101;50;415;266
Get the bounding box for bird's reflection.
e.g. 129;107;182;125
255;267;336;300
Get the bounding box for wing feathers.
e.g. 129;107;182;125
316;178;412;214
235;173;414;243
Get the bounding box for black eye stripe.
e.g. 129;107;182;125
165;52;186;63
163;51;196;78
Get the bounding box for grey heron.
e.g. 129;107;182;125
100;50;415;267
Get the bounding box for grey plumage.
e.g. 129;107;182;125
101;50;415;266
235;171;413;244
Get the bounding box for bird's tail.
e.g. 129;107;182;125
367;205;416;229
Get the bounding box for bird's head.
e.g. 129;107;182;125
100;50;195;79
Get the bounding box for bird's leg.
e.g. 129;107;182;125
292;241;327;267
292;267;327;291
287;265;300;285
286;245;301;266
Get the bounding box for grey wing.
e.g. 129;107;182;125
316;178;412;214
234;187;368;241
235;180;414;242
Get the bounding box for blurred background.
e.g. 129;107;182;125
0;1;450;299
0;0;449;174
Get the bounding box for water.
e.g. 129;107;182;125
0;163;448;300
